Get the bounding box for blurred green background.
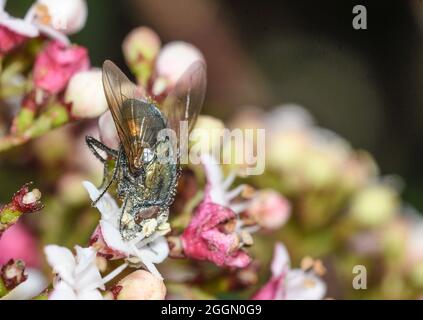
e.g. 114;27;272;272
4;0;423;210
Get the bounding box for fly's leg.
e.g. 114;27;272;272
92;146;124;206
85;136;118;160
85;136;119;188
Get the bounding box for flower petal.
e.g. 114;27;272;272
285;269;326;300
252;275;285;300
100;220;130;255
44;245;76;285
48;281;77;300
49;281;77;300
74;246;104;291
34;23;70;45
270;242;291;277
0;16;39;37
137;236;169;264
82;181;120;224
76;289;104;300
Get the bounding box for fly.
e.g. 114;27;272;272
86;60;206;241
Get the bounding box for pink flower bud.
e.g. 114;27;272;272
246;189;291;231
152;42;204;96
111;270;166;300
0;223;41;268
65;69;108;119
0;26;27;56
34;40;89;94
123;27;161;85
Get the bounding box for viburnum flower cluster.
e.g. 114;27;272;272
0;0;298;298
6;0;422;301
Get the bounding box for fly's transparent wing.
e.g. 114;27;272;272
121;99;167;166
160;61;207;139
102;60;166;173
102;60;142;155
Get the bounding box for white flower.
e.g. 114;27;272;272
0;0;82;44
273;243;326;300
201;153;249;214
66;69;109;119
0;0;39;37
24;0;87;44
83;181;169;279
200;154;259;239
44;245;126;300
152;41;204;95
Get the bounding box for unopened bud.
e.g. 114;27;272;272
22;189;41;205
123;27;161;86
112;270;166;300
66;69;108;119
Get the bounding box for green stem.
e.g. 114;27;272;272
0;103;70;152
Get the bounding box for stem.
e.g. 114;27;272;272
0;102;70;152
0;84;26;100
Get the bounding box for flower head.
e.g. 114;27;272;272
83;181;169;279
151;41;204;96
25;0;87;44
0;223;40;268
252;243;326;300
34;40;89;94
180;154;253;268
10;183;43;213
245;189;291;231
123;27;206;100
349;183;399;228
65;69;108;119
107;270;166;300
122;26;161;85
30;0;87;34
44;245;126;300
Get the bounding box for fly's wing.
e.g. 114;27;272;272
103;60;167;172
160;61;207;140
120;99;167;162
102;60;143;158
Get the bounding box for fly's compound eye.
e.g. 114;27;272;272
142;148;154;164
